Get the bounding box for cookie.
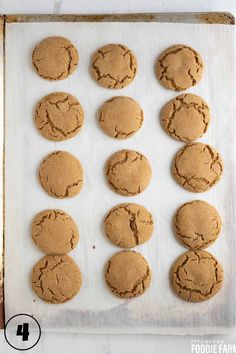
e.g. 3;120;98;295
39;151;83;198
171;250;224;302
35;92;84;141
105;250;152;298
106;149;152;196
99;96;143;139
90;44;137;89
172;142;223;192
104;203;154;248
32;36;78;80
174;201;222;250
161;94;210;142
156;44;203;91
31;255;82;303
31;209;79;254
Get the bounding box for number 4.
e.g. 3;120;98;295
16;323;29;341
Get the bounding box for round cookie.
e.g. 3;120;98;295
106;149;152;196
172;142;223;192
35;92;84;141
32;36;78;80
174;201;222;250
170;250;224;302
161;94;210;142
31;255;82;303
104;203;154;248
156;44;203;91
99;96;143;139
32;209;79;254
105;250;152;298
90;43;137;89
39;151;83;198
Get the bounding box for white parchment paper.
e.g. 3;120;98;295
4;22;236;334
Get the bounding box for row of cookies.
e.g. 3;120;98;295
160;46;224;302
31;37;84;303
32;36;203;92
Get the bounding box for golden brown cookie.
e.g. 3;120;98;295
172;143;223;192
31;209;79;254
104;203;154;248
32;36;78;80
99;96;143;139
39;151;83;198
35;92;84;141
105;250;152;298
161;94;210;142
156;44;203;91
174;201;222;250
31;255;82;303
171;250;224;302
90;44;137;89
106;149;152;196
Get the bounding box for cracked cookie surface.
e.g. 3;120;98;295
171;250;224;302
32;209;79;254
161;94;210;142
105;250;152;298
90;43;137;89
31;255;82;303
39;151;83;198
106;149;152;196
32;36;78;80
99;96;143;139
156;44;203;91
174;200;222;250
172;142;223;192
35;92;84;141
104;203;154;248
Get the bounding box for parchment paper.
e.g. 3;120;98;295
4;22;236;334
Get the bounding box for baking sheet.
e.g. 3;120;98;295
4;21;236;334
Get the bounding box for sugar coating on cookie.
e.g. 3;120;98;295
105;250;152;298
32;209;79;254
35;92;84;141
91;44;137;89
105;203;154;248
32;36;78;80
156;44;203;91
106;149;152;196
171;250;224;302
31;255;82;303
39;151;83;198
99;96;143;139
161;94;210;142
172;142;223;192
174;201;222;250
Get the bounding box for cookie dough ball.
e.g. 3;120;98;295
105;251;152;298
31;255;82;303
32;36;78;80
174;201;222;250
99;96;143;139
35;92;84;141
90;44;137;89
104;203;154;248
39;151;83;198
156;44;203;91
172;143;223;192
32;209;79;254
161;94;210;142
106;149;152;196
171;250;224;302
